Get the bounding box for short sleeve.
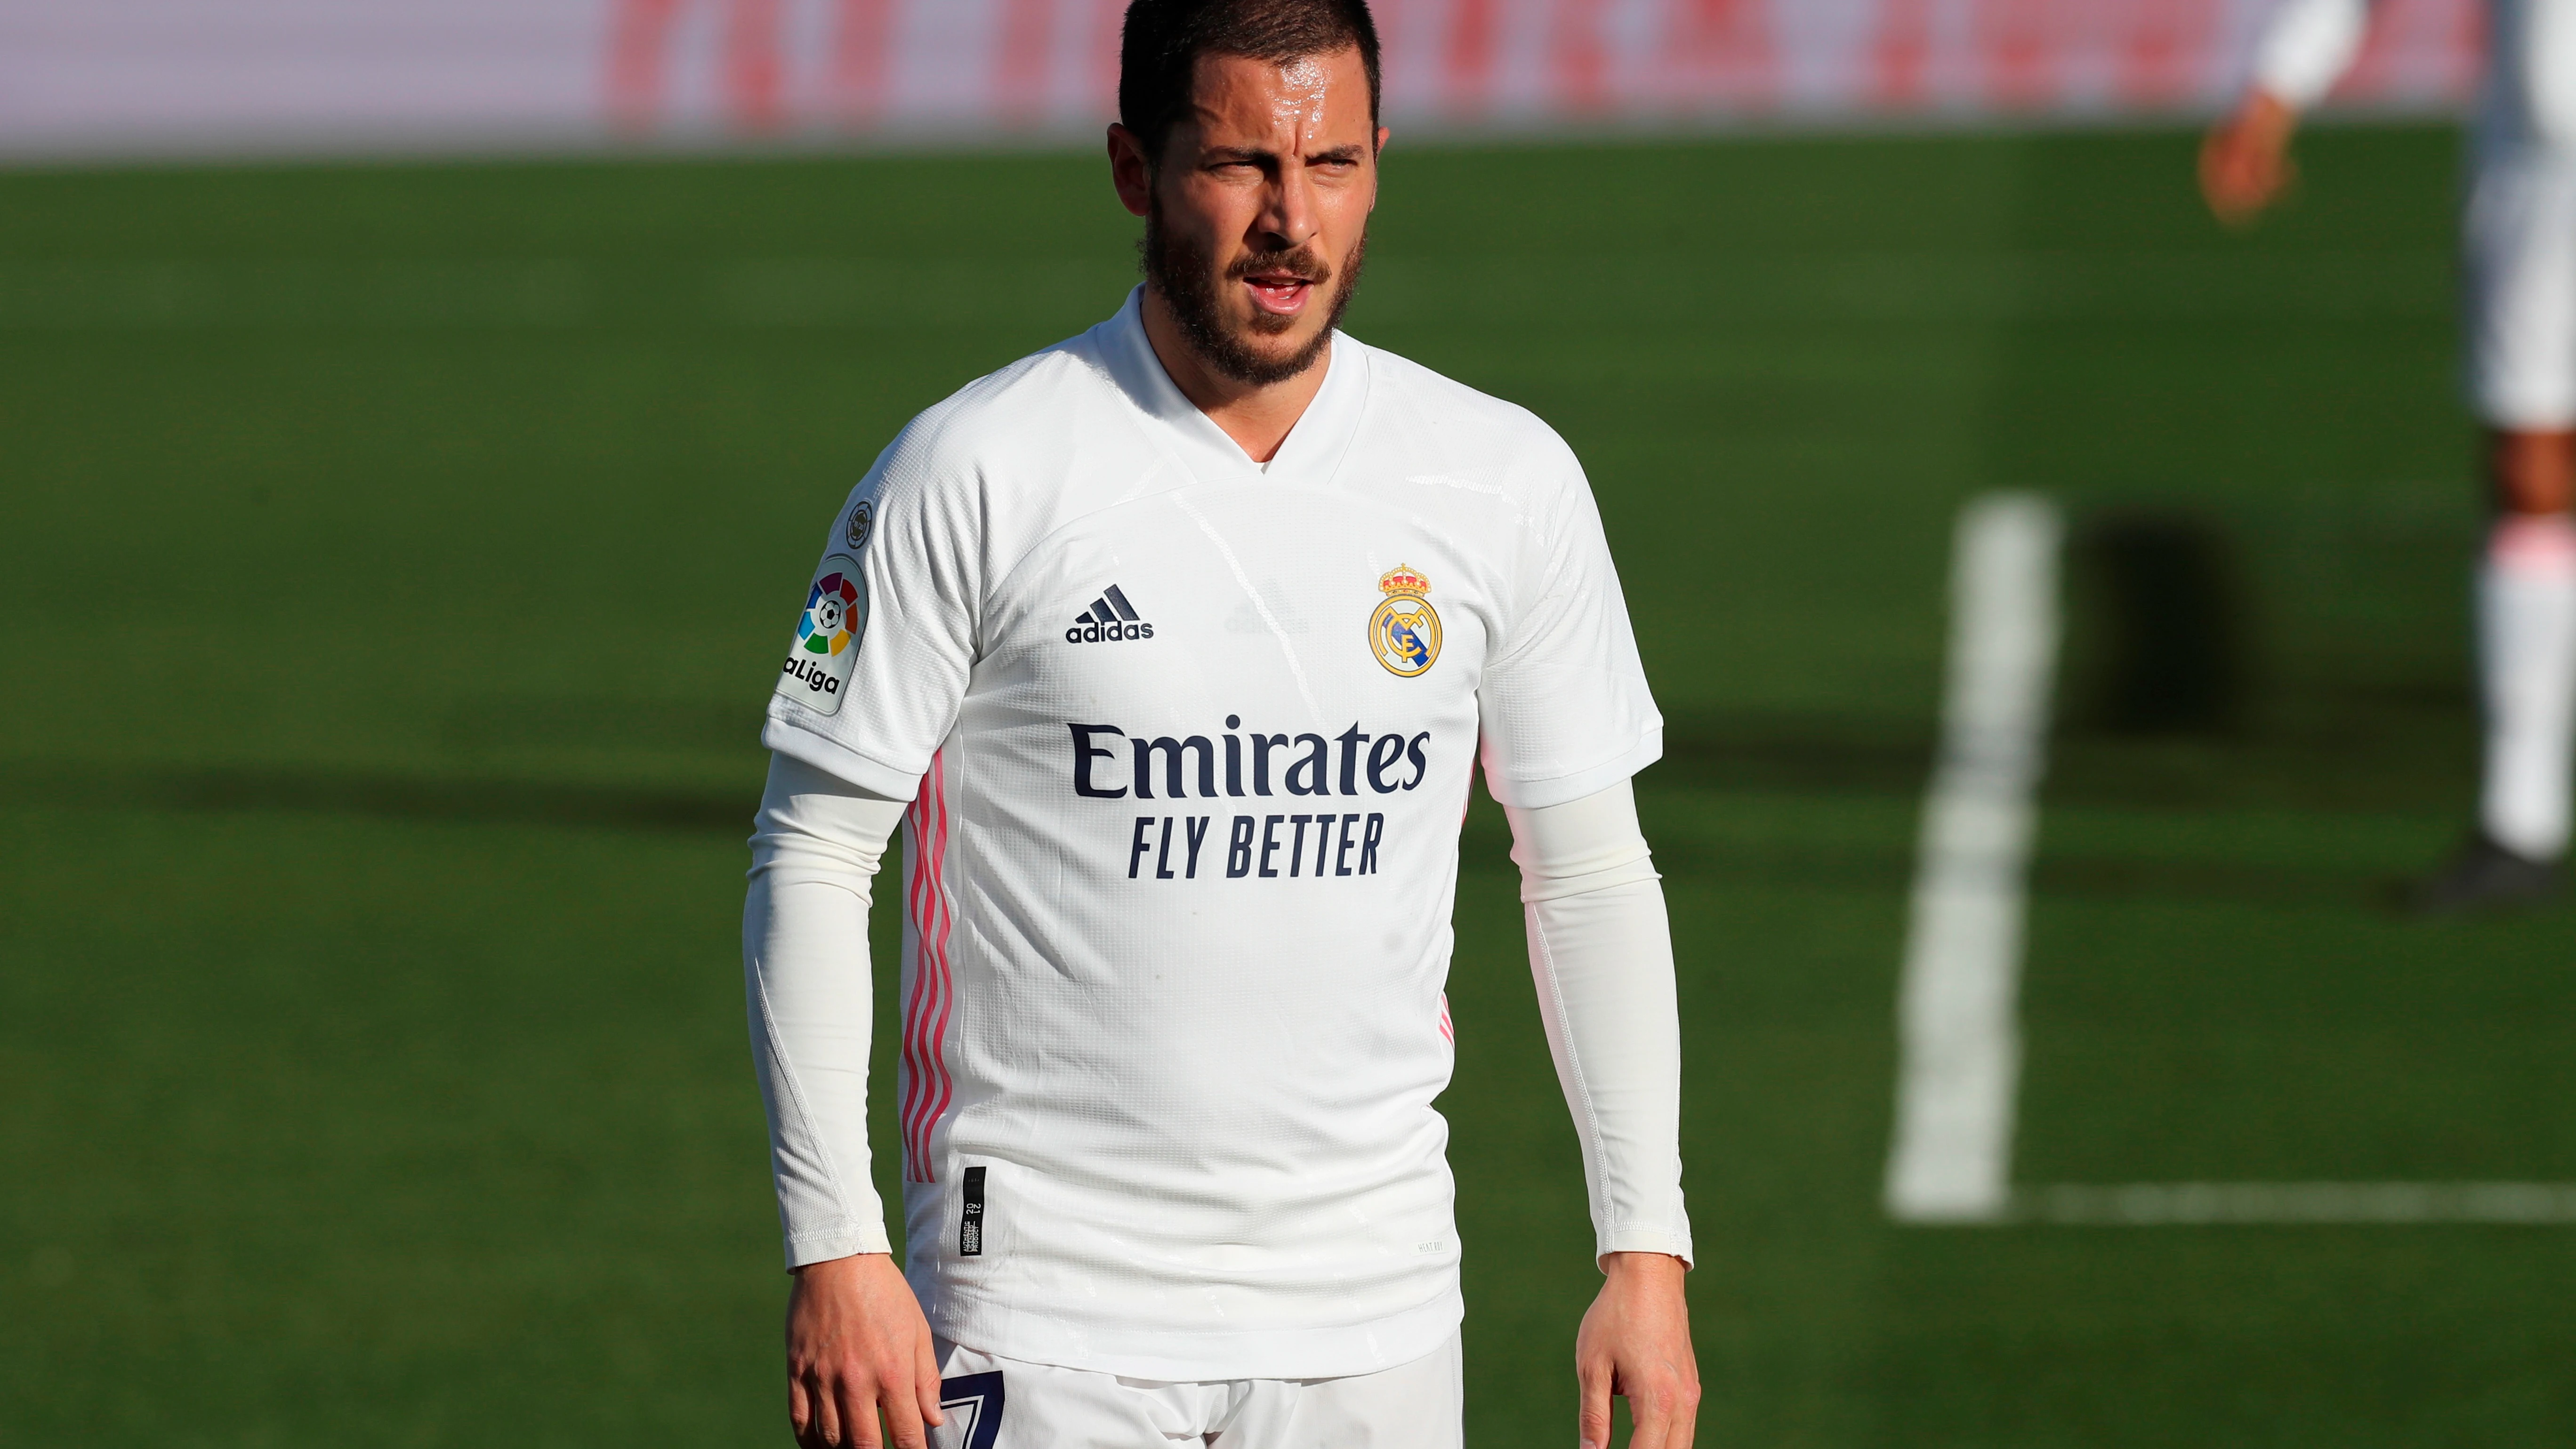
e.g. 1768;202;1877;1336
2250;0;2372;109
1475;440;1663;809
761;426;982;799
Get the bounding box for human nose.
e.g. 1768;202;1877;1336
1256;161;1320;251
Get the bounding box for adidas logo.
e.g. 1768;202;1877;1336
1064;584;1156;643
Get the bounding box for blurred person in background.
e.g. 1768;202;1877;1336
2205;0;2576;911
739;0;1700;1446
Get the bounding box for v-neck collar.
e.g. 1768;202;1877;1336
1092;285;1368;490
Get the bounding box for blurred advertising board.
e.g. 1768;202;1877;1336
0;0;2479;159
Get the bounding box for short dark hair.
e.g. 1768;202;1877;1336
1118;0;1381;161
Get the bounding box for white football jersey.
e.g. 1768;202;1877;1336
762;289;1663;1380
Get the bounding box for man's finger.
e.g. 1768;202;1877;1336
789;1372;815;1440
1668;1392;1700;1449
809;1371;845;1449
1576;1358;1615;1449
914;1339;950;1430
1623;1376;1682;1449
837;1376;884;1449
879;1370;931;1449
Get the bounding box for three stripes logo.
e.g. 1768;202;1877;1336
1064;584;1155;644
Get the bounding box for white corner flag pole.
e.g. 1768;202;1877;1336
1885;492;2062;1224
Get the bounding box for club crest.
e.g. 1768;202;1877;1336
1368;565;1441;677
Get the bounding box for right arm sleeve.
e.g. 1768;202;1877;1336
744;751;911;1269
2250;0;2377;108
761;426;984;799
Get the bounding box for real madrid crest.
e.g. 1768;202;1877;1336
1369;564;1442;677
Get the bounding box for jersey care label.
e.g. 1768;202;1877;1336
959;1165;987;1256
778;553;867;715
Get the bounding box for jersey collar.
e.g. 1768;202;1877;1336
1093;285;1368;489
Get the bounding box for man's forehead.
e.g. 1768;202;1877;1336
1185;47;1372;147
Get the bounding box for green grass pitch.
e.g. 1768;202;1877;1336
7;125;2576;1444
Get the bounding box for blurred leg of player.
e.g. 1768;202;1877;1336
2415;146;2576;911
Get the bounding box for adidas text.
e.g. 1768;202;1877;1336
1067;620;1155;643
1065;583;1154;643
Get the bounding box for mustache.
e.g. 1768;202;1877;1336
1225;246;1332;285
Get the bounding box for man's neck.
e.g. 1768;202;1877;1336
1139;286;1331;465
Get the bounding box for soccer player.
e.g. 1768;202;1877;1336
741;0;1699;1445
2204;0;2576;910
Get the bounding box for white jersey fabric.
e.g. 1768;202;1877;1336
2254;0;2576;426
1505;783;1689;1258
755;289;1669;1381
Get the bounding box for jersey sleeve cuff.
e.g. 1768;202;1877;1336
762;715;929;802
1597;1227;1694;1267
782;1220;895;1270
1482;727;1663;811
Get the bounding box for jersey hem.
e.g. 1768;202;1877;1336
925;1285;1465;1382
762;715;926;802
1485;727;1664;810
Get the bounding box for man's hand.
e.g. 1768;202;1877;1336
2200;89;2300;225
1575;1252;1699;1449
784;1253;946;1449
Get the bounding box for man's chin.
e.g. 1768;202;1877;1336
1230;301;1311;338
1227;307;1330;353
1219;326;1331;383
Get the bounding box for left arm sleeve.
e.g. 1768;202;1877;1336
2248;0;2376;108
1506;778;1692;1265
1474;430;1662;809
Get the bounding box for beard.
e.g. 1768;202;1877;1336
1141;203;1367;386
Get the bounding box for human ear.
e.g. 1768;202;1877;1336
1106;123;1155;218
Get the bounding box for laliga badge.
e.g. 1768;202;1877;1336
779;553;867;715
1369;565;1441;677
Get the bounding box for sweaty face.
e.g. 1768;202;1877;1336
1137;49;1380;386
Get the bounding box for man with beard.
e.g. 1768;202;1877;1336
742;2;1699;1445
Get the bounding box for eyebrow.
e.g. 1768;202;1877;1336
1201;144;1371;164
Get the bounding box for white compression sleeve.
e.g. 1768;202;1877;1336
744;751;910;1268
2250;0;2375;109
1504;778;1694;1266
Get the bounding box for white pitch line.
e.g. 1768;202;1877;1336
2015;1183;2576;1225
1879;496;2576;1227
1884;493;2063;1224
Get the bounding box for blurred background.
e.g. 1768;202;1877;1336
8;0;2575;1443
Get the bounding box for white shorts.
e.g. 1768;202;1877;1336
2467;145;2576;430
929;1332;1462;1449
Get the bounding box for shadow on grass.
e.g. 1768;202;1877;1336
0;715;2424;910
0;760;756;836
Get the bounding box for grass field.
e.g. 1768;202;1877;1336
8;124;2576;1445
